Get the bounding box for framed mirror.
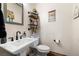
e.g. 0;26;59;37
3;3;24;25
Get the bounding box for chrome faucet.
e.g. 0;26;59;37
16;31;21;40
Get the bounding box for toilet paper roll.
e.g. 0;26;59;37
56;40;59;43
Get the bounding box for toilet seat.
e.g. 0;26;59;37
36;45;50;53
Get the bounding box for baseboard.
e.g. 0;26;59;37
47;51;66;56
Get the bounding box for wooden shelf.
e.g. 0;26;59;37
29;15;38;19
28;9;39;33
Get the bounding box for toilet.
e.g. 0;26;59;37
30;37;50;56
36;45;50;53
36;45;50;56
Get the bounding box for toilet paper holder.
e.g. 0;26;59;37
54;39;60;44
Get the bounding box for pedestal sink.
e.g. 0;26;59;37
0;37;39;56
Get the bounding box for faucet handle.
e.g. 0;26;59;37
20;35;22;39
8;37;14;41
22;32;26;38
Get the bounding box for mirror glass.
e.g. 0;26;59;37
3;3;24;25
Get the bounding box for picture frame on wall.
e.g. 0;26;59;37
3;3;24;25
73;6;79;19
48;10;56;22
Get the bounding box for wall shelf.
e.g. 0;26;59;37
28;9;39;34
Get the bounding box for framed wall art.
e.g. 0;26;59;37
48;10;56;22
73;5;79;19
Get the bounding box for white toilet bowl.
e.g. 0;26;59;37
30;37;50;56
35;45;50;56
36;45;50;53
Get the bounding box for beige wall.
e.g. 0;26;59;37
35;3;79;56
36;3;73;55
72;4;79;55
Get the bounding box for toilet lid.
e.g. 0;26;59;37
36;45;50;51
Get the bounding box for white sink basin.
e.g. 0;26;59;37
0;37;39;55
12;38;32;47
